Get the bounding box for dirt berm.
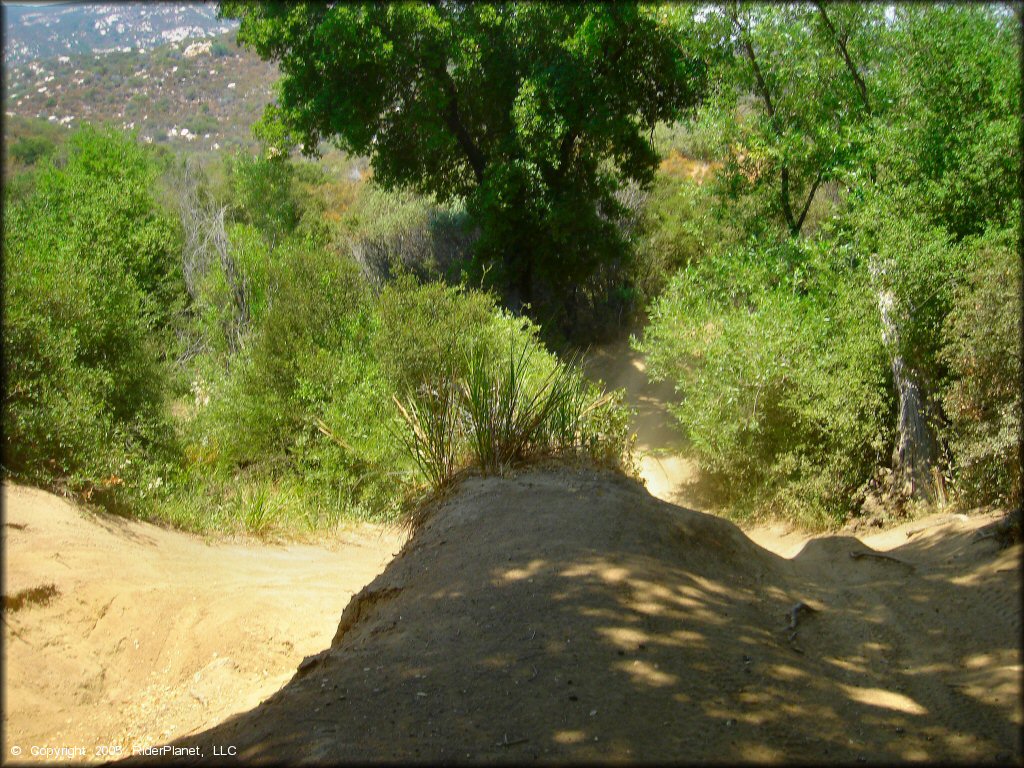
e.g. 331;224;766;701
126;467;1021;765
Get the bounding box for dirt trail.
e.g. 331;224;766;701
583;338;710;510
2;483;405;762
128;469;1021;764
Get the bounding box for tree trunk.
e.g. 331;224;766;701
870;258;942;502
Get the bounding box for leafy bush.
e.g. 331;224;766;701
184;113;219;137
226;150;300;245
193;244;373;466
182;234;615;522
2;126;182;505
633;171;747;304
340;184;475;285
940;226;1022;507
3;116;65;169
371;276;501;392
641;238;893;527
653;116;723;164
8;134;57;166
842;194;965;398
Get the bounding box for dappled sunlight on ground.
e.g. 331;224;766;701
120;469;1021;764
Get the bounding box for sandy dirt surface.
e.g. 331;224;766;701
583;338;710;511
127;468;1020;764
1;483;406;763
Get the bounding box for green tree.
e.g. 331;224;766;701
866;4;1020;241
669;2;885;237
841;5;1021;501
220;2;705;325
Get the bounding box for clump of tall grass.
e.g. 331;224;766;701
394;338;632;493
392;378;464;491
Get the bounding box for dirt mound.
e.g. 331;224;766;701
132;468;1021;764
1;483;405;762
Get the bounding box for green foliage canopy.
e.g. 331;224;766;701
220;2;705;315
661;3;886;236
643;3;1021;516
867;5;1021;241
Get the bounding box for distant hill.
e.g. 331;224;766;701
3;16;278;153
2;2;236;65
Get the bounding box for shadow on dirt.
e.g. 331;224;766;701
122;469;1021;765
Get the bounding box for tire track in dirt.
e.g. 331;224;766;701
581;340;1020;760
130;469;1020;764
772;521;1022;761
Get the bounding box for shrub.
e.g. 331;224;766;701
641;238;893;527
653;116;723;163
184;113;219;137
461;340;580;473
182;241;632;526
8;134;57;166
395;336;632;493
341;184;475;285
226;150;300;246
940;226;1022;507
200;245;374;468
392;378;463;491
371;276;501;392
633;173;720;302
183;240;591;521
179;242;392;523
2;126;182;505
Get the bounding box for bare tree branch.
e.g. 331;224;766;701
171;158;250;355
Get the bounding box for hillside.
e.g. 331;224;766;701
3;2;236;66
3;28;276;153
119;468;1020;764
